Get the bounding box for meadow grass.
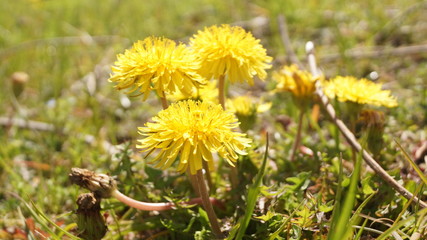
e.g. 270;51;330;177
1;0;427;239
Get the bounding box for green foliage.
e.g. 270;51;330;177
233;135;269;240
328;154;362;240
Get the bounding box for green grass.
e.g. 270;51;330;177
1;0;427;239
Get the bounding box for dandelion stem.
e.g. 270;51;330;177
290;110;304;161
203;160;214;193
218;73;239;188
69;168;224;211
160;93;169;110
218;74;226;110
187;168;201;196
194;169;224;239
112;190;174;211
112;189;221;211
350;119;357;163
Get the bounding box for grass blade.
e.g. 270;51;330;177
268;199;306;240
24;199;82;240
376;208;427;240
328;153;344;236
234;134;269;240
395;139;427;186
328;151;362;240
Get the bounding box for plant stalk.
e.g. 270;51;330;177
218;74;226;110
112;190;222;211
194;169;224;239
160;91;169;110
69;168;223;211
305;42;427;208
290;110;304;161
218;73;239;188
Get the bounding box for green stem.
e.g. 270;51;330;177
218;74;238;188
350;114;357;163
218;74;226;110
290;110;304;161
202;160;214;194
111;189;221;211
159;91;169;110
194;170;223;239
187;168;201;196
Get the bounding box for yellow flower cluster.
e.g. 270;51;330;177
137;100;252;175
190;24;272;85
109;37;205;100
323;76;398;108
273;64;319;105
107;24;274;174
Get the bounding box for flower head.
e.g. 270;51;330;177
137;100;252;175
323;76;398;108
109;37;206;100
168;80;218;104
273;65;319;106
190;24;272;85
226;96;271;132
227;96;271;117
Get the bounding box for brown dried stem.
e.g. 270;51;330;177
276;13;426;208
305;43;427;208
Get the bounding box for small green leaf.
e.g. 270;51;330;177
255;211;276;222
361;176;375;195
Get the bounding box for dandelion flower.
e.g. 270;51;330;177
137;100;252;175
323;76;398;108
227;96;271;117
190;24;272;85
109;37;206;100
168;80;218;104
226;96;271;132
273;64;320;106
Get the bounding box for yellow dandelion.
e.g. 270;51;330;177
273;64;319;102
226;96;271;117
168;80;218;104
190;24;272;85
323;76;398;108
226;96;271;132
136;100;252;175
109;37;206;100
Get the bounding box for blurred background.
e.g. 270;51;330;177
1;0;426;238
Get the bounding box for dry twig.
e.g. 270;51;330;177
277;13;427;208
306;43;427;208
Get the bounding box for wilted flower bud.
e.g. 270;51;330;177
75;193;107;240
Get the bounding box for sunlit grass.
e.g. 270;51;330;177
1;0;427;239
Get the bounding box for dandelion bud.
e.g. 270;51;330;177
272;65;319;109
75;193;107;240
357;109;386;158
